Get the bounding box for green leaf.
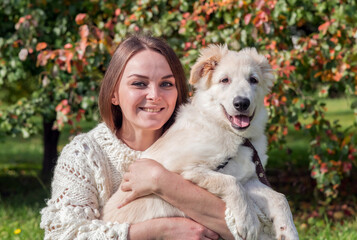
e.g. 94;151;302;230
223;12;232;24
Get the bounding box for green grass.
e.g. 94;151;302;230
0;136;43;169
267;96;356;169
298;97;356;129
0;121;96;239
297;217;357;240
322;97;356;128
0;120;97;169
0;169;48;239
268;126;310;168
0;98;356;239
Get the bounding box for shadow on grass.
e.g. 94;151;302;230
0;168;49;239
0;168;50;208
266;164;357;227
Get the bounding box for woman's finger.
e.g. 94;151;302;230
122;172;130;181
120;182;131;192
204;229;219;240
117;192;137;208
203;236;218;240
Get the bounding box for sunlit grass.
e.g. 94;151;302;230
297;217;357;240
0;169;48;240
300;97;356;129
323;97;356;126
267;96;356;169
0;136;42;166
0;121;96;239
0;200;44;240
0;120;97;168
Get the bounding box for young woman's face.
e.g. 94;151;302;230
112;50;178;133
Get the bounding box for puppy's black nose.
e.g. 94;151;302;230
233;96;250;111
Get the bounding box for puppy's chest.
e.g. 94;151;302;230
195;135;256;178
217;144;257;182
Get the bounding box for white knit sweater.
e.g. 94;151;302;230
40;123;239;239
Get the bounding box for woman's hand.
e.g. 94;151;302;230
120;158;234;240
160;218;220;240
129;217;220;240
119;158;167;208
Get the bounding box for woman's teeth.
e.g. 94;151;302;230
142;108;161;112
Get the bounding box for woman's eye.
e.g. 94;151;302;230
132;82;147;87
249;76;258;84
161;81;174;88
220;78;230;84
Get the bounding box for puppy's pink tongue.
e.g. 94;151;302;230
232;115;250;128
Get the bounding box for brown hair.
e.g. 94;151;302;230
98;34;189;133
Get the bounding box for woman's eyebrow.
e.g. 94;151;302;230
162;74;174;79
127;74;174;79
128;74;149;79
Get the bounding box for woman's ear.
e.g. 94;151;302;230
189;44;228;89
112;91;119;105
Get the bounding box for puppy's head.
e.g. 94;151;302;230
189;45;275;134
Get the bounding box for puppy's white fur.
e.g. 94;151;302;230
102;45;299;240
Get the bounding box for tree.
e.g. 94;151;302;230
0;0;356;199
0;0;104;178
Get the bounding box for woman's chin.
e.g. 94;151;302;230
136;120;167;132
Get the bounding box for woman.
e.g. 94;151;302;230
40;34;236;240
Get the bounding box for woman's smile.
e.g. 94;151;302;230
140;107;164;113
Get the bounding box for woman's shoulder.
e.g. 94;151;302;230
67;122;115;148
57;123;111;159
62;122;142;170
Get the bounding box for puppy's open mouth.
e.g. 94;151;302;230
222;105;255;130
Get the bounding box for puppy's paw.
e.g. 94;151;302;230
275;223;299;240
234;210;260;240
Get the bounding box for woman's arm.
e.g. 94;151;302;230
129;217;219;240
120;159;235;240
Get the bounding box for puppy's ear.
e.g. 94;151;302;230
245;48;276;92
189;44;228;88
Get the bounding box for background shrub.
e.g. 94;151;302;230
0;0;356;200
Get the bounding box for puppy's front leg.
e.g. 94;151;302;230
182;168;260;240
244;179;299;240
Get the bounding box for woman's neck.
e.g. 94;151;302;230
117;126;162;151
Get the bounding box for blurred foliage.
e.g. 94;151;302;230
0;0;356;200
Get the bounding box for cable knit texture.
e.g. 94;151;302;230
40;123;239;239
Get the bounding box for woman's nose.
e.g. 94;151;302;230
146;85;162;102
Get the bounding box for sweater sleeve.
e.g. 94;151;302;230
40;136;129;240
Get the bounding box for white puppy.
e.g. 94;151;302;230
102;45;299;240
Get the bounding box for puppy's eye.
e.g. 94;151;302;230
249;76;258;84
220;78;230;84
